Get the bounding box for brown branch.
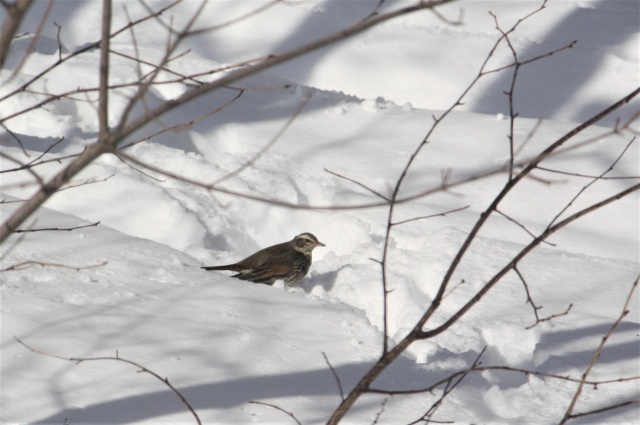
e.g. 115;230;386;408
120;89;245;149
527;303;572;330
324;169;390;202
53;21;62;61
559;275;639;424
1;121;30;157
0;150;45;187
328;178;640;424
483;40;577;76
214;91;312;185
408;347;486;425
0;0;183;104
514;266;574;329
8;0;53;81
371;0;554;362
417;183;639;341
98;0;111;142
430;6;464;26
322;352;345;401
371;397;389;425
514;266;543;323
369;366;640;396
189;0;283;35
0;0;34;69
248;401;302;425
566;399;640;422
546;136;638;229
392;205;469;226
496;208;555;246
536;166;640;180
1;259;107;272
115;154;166;182
59;173;116;192
13;336;201;425
415;88;640;341
13;221;100;233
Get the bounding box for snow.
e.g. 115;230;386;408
1;1;639;424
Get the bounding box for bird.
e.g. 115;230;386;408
202;233;325;287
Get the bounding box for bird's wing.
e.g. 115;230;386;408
234;263;294;285
234;243;297;284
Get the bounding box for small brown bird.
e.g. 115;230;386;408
202;233;325;286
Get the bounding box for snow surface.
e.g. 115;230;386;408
1;1;639;424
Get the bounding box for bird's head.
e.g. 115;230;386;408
292;232;326;253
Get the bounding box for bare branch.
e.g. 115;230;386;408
248;401;302;425
1;122;31;157
559;275;639;424
514;266;543;324
13;221;100;233
324;169;390;202
514;266;573;329
1;259;107;272
120;89;245;150
496;208;556;246
408;347;486;425
189;0;283;35
566;399;640;422
322;352;345;401
392;205;469;226
369;365;640;396
417;183;639;341
371;397;389;425
59;173;116;192
527;303;572;330
0;150;45;187
0;0;34;69
99;0;112;141
546;136;638;229
8;0;53;80
13;337;201;425
214;91;312;185
0;0;183;105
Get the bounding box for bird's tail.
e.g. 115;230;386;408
201;264;242;271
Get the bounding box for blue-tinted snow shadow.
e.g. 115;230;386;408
29;317;640;424
30;356;431;424
472;0;639;127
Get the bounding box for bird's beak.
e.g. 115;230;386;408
316;241;326;247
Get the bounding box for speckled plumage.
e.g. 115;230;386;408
202;233;325;286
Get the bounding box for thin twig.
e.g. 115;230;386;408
214;91;312;185
409;347;486;425
369;365;640;396
392;205;469;226
248;401;302;425
322;352;345;401
59;173;115;192
371;397;389;425
546;136;638;229
1;260;107;272
514;266;543;324
416;183;639;340
496;208;555;246
189;0;282;35
559;275;639;424
13;337;202;425
13;221;100;233
0;123;29;156
566;399;640;421
324;169;390;202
